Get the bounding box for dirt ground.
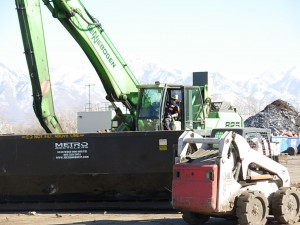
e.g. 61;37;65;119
1;211;300;225
0;154;300;225
283;154;300;186
0;211;183;225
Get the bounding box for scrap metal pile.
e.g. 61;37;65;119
245;99;300;134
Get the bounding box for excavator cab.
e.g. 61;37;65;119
136;85;165;131
136;82;206;131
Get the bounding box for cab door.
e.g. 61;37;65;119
163;88;184;130
136;87;165;131
183;87;205;130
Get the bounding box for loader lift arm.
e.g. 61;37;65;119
15;0;139;133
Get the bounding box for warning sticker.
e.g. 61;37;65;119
159;139;168;151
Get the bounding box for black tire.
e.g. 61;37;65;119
272;187;300;224
182;211;210;225
287;147;298;156
236;190;269;225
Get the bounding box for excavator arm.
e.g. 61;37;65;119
15;0;139;133
15;0;63;133
42;0;139;113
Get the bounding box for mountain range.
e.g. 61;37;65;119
0;59;299;132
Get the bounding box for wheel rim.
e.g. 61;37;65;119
286;193;299;217
250;198;265;223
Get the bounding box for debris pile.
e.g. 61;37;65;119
244;99;300;134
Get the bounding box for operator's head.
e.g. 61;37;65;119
171;94;178;102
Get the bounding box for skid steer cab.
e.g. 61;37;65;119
172;130;300;225
211;127;280;159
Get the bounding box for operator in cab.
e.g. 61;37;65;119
163;94;180;130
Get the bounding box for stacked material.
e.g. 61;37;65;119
245;99;300;133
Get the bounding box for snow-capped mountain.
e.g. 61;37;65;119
0;59;299;131
211;67;300;116
0;62;33;122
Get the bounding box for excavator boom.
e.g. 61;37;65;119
15;0;140;133
43;0;139;112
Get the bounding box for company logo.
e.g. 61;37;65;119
88;25;116;68
55;142;88;150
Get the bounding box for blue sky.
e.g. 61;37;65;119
1;0;299;81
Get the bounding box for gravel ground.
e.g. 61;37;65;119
0;211;183;225
0;211;300;225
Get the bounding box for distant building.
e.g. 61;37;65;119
77;103;115;133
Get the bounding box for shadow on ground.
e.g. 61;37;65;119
58;217;238;225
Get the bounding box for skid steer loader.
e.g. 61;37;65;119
172;130;300;225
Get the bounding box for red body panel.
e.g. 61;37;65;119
172;163;218;213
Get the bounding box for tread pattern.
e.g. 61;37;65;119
236;190;268;225
272;187;300;224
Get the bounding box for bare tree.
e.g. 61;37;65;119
232;95;267;118
57;109;79;133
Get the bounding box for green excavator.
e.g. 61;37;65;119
15;0;243;134
0;0;243;210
